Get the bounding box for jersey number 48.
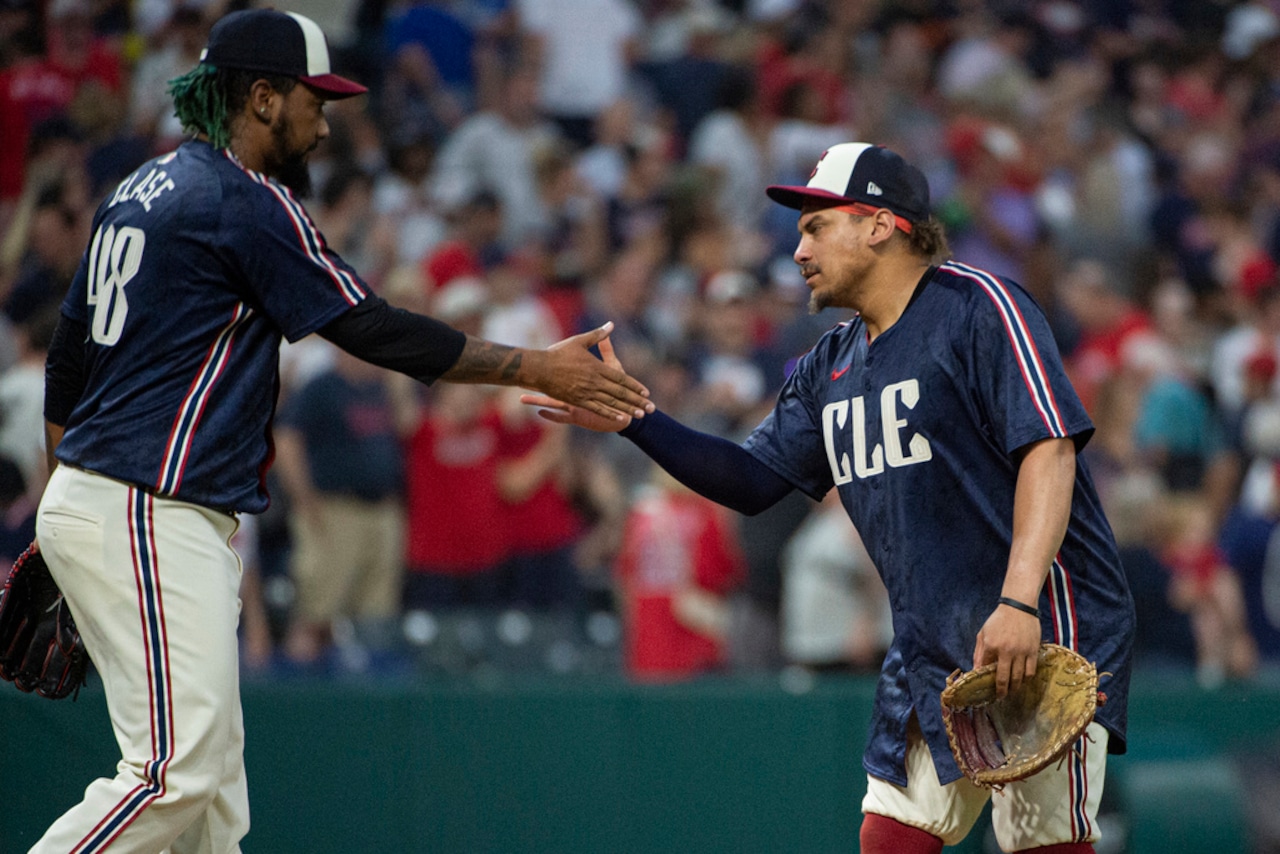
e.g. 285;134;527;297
86;224;145;346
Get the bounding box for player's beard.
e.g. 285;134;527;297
265;115;314;198
804;266;833;314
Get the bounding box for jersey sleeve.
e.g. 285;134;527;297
741;337;838;500
228;180;368;343
962;269;1094;454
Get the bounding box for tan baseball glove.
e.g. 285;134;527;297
940;643;1104;789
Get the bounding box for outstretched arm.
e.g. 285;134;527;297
441;324;652;422
522;341;793;515
320;295;652;422
620;411;793;515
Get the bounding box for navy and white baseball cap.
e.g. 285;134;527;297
200;9;367;100
766;143;930;232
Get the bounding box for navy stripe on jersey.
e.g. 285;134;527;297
1047;556;1079;651
225;150;364;305
941;261;1067;437
73;491;173;853
156;303;254;494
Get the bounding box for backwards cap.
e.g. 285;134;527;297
200;9;366;100
766;143;930;227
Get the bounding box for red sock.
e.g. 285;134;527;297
1017;844;1094;853
859;814;943;854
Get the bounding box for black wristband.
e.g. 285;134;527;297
997;596;1041;618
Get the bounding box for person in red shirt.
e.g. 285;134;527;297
494;390;585;610
1156;493;1258;686
399;382;510;608
614;465;745;681
420;188;502;292
1057;258;1155;414
0;0;123;201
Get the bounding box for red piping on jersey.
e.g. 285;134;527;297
1046;555;1079;650
941;262;1066;437
156;304;252;494
225;150;365;305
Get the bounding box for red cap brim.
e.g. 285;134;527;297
299;73;367;99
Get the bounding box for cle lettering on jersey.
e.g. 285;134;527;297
108;166;177;213
822;378;933;483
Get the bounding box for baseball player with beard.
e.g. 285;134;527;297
525;143;1135;854
31;9;652;852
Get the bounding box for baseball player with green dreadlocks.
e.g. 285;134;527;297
31;9;651;852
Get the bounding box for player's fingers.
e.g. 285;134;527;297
534;409;572;425
576;321;614;348
588;334;651;406
587;376;651;419
519;393;569;411
1007;655;1024;695
602;369;652;411
597;335;621;369
972;631;985;669
995;656;1011;698
578;397;631;422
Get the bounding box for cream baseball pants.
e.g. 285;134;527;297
31;466;249;854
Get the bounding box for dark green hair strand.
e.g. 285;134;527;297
167;65;296;150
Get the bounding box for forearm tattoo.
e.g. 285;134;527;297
445;338;523;383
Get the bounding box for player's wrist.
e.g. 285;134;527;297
996;596;1041;619
504;346;540;391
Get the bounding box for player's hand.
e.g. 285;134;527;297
521;336;642;431
532;323;653;423
972;603;1041;698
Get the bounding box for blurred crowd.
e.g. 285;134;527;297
4;0;1280;687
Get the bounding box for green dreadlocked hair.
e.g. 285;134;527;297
168;65;296;150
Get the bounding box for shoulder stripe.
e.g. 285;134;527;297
224;151;365;305
156;303;253;494
941;261;1066;437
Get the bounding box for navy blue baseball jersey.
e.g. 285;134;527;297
55;140;368;514
743;261;1135;786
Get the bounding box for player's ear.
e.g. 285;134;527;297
867;209;898;246
249;79;275;122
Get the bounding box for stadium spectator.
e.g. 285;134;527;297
781;488;891;673
614;464;745;682
0;453;35;566
0;304;56;495
687;64;769;240
494;390;586;611
1155;493;1259;686
399;382;510;610
513;0;642;151
127;4;208;151
1;182;85;325
379;1;471;146
275;347;406;668
429;60;562;250
419;187;503;292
